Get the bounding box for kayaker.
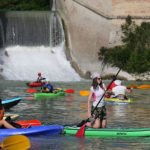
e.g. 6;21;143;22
86;73;107;129
111;80;132;100
105;75;116;98
41;80;54;93
0;99;16;129
36;72;45;83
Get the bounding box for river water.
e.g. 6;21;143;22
0;80;150;150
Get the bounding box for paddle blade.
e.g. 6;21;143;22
0;135;31;150
127;84;138;89
137;85;150;89
27;89;37;93
80;91;89;96
75;123;86;137
16;119;41;128
64;89;74;93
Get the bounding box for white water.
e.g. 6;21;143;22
0;43;81;81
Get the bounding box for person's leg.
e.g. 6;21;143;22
101;119;107;128
86;122;92;127
92;119;101;128
0;120;16;129
86;119;100;128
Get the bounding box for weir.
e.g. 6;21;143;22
0;11;81;81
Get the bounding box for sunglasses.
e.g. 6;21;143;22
97;78;101;80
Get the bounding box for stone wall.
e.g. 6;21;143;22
56;0;150;80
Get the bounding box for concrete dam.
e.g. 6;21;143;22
56;0;150;80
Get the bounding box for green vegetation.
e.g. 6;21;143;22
98;16;150;74
0;0;51;10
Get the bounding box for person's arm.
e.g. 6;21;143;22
36;77;39;82
103;83;107;91
0;106;4;120
87;89;93;118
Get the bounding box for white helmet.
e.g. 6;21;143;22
91;72;101;79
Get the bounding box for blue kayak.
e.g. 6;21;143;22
0;125;63;136
2;97;22;109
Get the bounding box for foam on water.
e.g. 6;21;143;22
0;43;81;81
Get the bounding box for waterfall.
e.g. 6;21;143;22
0;11;81;81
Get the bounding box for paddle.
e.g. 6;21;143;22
127;84;150;89
16;119;41;128
137;84;150;89
64;89;74;93
80;84;150;97
127;84;138;89
27;89;74;93
27;89;37;93
0;135;30;150
79;91;89;96
75;68;122;137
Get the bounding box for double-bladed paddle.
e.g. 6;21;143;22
27;89;74;93
75;68;122;137
0;135;30;150
80;84;150;97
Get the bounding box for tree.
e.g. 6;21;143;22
98;16;150;74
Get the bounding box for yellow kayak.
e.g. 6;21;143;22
3;113;19;120
105;98;133;103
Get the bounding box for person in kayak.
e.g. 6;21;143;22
41;80;54;93
111;80;132;100
0;99;16;129
86;73;107;129
105;75;116;98
36;72;45;83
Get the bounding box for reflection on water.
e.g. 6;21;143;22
0;80;150;149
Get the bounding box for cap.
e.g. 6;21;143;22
38;73;41;75
114;80;121;86
91;72;101;79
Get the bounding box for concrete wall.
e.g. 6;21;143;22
112;0;150;16
56;0;150;80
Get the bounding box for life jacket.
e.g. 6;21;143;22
41;83;53;93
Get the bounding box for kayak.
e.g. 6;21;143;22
0;125;63;137
2;97;22;109
34;91;65;99
3;113;19;120
105;98;133;103
63;127;150;137
26;82;42;87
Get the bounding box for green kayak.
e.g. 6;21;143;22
64;126;150;137
34;91;65;99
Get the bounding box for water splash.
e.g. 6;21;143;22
1;43;81;81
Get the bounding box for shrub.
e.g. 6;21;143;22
98;16;150;74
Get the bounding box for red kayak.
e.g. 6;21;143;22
26;82;42;87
